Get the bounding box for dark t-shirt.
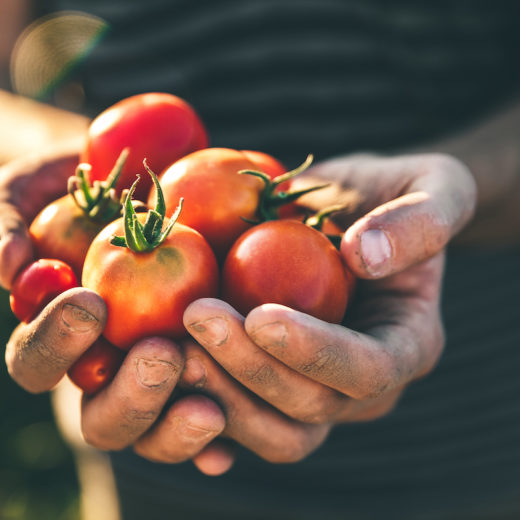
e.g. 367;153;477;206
40;1;520;518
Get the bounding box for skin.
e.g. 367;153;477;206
0;145;476;475
2;0;519;487
3;75;520;477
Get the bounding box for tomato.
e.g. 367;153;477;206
82;169;219;350
10;259;79;323
149;148;317;259
149;148;265;258
30;195;107;278
241;150;286;179
81;92;209;201
221;220;352;323
29;152;129;278
68;337;125;395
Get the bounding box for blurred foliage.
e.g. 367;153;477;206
0;288;80;520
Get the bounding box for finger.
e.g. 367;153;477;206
184;298;350;424
295;154;476;278
180;340;330;463
6;288;106;393
0;151;79;221
80;337;183;451
244;299;443;401
192;440;236;476
342;155;476;278
0;151;81;288
134;394;226;464
0;202;33;289
335;387;403;422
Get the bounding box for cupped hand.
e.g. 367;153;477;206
4;287;234;476
180;153;477;463
0;151;234;476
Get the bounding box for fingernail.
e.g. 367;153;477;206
360;229;392;275
249;321;288;349
136;358;177;388
189;317;229;347
173;417;217;441
181;357;207;389
61;304;98;332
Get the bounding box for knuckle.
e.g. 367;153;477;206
241;363;280;388
82;407;158;451
28;337;70;371
5;331;69;393
289;390;339;425
349;374;390;401
424;153;477;217
19;325;70;368
120;407;159;435
298;344;344;381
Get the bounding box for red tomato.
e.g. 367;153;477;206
221;220;352;323
81;92;209;201
29;195;108;278
30;151;130;278
67;337;125;395
82;212;219;350
149;148;265;258
10;259;79;323
240;150;286;179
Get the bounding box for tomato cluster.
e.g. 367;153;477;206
8;92;355;396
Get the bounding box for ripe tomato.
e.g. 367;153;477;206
10;259;79;323
82;171;219;350
221;220;352;323
81;92;209;201
29;152;129;278
68;337;125;395
30;195;108;278
149;148;265;258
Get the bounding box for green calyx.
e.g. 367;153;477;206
69;148;129;222
110;160;183;253
304;204;346;249
239;154;329;222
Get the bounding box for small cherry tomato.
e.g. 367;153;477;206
68;337;126;395
221;220;352;323
81;92;209;200
10;259;79;323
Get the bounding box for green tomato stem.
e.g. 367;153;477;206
110;160;183;253
68;147;130;223
239;154;330;222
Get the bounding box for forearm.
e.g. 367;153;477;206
429;98;520;246
0;89;88;165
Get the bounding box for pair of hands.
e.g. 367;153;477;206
0;151;476;475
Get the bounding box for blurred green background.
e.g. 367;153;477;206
0;289;80;520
